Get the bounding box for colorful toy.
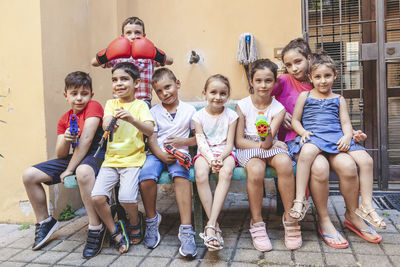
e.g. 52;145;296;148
69;114;79;148
255;112;269;141
93;117;117;158
164;144;192;170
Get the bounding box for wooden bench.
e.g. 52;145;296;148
64;165;288;238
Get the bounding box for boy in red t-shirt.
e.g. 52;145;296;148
22;71;106;259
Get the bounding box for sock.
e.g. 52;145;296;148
88;224;103;231
39;216;52;225
180;224;192;228
146;213;158;222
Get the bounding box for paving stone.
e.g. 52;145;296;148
24;264;51;267
169;258;201;266
9;249;44;262
140;256;171;267
357;254;393;267
269;239;288;251
32;251;69;264
380;232;400;244
263;250;293;265
126;244;151;256
199;259;228;267
301;230;319;241
297;241;321;252
0;247;23;261
293;251;324;266
82;254;118;266
109;255;143;266
0;261;25;267
233;248;263;263
8;237;33;249
230;262;259;267
51;240;83;252
57;252;87;265
381;243;400;255
236;237;254;249
300;221;316;231
389;255;400;267
325;253;357;266
68;228;88;242
220;237;237;248
351;241;385;255
203;248;232;262
0;227;34;247
148;245;179;257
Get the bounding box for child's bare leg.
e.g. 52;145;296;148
92;195;127;253
347;150;386;228
208;157;235;226
330;153;381;240
22;167;52;222
291;143;321;219
174;177;192;225
139;180;157;219
246;158;266;224
267;153;296;223
310;155;347;244
194;157;213;219
75;165;101;226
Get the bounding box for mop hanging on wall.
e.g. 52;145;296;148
237;33;258;91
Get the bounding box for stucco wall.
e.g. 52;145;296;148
1;0;301;223
0;0;47;223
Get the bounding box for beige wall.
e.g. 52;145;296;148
0;0;47;223
1;0;301;223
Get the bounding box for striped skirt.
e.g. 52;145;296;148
236;147;290;167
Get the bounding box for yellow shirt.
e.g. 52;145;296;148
102;99;154;167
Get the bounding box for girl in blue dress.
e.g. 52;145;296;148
289;52;386;233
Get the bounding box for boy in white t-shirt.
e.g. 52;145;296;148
138;68;197;258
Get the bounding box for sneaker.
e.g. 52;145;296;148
82;225;107;259
32;217;59;250
178;225;197;258
144;213;162;249
249;221;272;252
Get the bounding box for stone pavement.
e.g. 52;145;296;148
0;192;399;267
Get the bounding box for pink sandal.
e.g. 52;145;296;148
249;221;272;252
282;215;302;250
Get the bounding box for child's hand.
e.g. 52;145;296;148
282;112;293;130
161;152;177;165
353;130;367;143
210;157;223;173
272;140;288;150
60;169;74;183
337;134;352;151
115;108;134;123
164;136;185;148
300;131;313;145
64;128;79;143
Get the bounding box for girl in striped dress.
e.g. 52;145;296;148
235;59;301;252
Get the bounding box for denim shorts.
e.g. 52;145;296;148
33;150;105;185
138;154;190;183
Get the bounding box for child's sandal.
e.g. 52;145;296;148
127;211;145;245
111;220;130;253
354;204;386;229
289;198;310;221
199;225;222;251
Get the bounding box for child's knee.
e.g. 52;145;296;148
219;167;233;181
195;169;210;184
92;195;107;207
22;167;41;185
75;165;94;184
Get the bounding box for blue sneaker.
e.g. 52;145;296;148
178;225;197;258
32;217;59;250
144;213;162;249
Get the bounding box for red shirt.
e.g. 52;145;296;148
57;100;103;136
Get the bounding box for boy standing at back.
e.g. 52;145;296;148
91;16;173;108
22;72;106;259
138;68;197;258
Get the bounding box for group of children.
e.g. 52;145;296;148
22;15;386;260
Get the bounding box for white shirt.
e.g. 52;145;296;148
192;107;238;155
237;96;284;139
150;101;196;154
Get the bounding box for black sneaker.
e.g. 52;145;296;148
32;217;59;250
83;225;106;259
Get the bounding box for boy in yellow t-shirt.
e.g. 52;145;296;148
91;62;154;254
